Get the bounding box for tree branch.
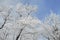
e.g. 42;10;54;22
0;8;12;29
16;26;25;40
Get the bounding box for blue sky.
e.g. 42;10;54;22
28;0;60;20
0;0;60;20
16;0;60;20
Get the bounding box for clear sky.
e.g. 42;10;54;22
28;0;60;20
13;0;60;20
0;0;60;20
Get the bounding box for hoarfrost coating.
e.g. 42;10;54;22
0;3;41;40
0;2;60;40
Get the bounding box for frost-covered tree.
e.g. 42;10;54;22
39;11;60;40
0;3;41;40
